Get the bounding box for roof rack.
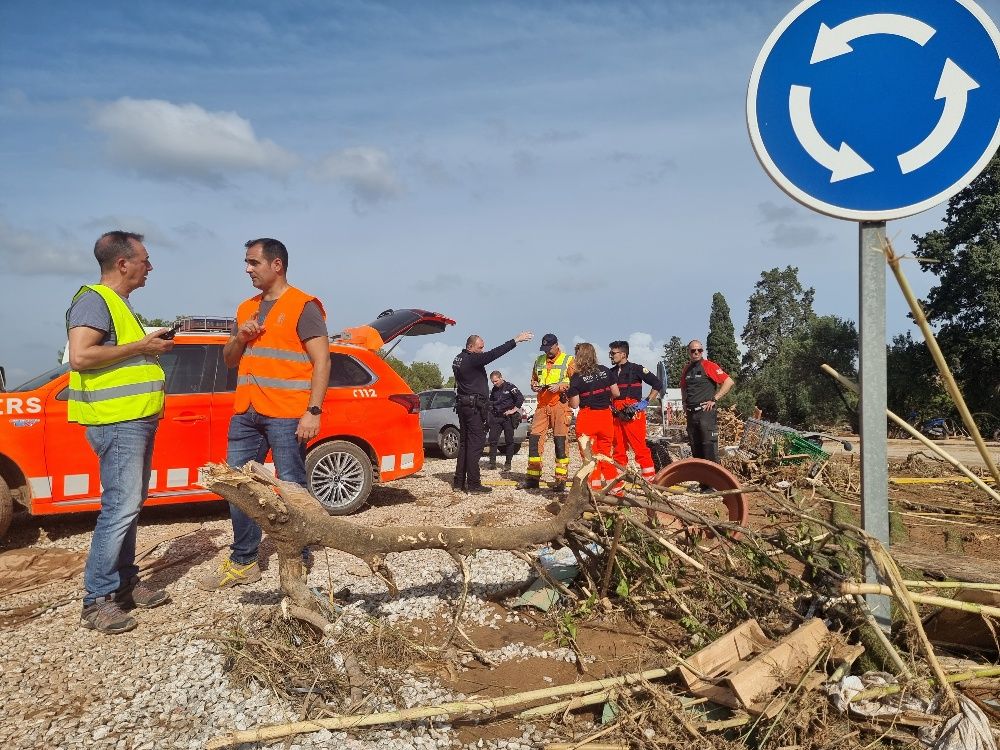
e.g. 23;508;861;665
175;315;236;334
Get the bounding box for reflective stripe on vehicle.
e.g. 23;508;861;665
64;474;89;496
244;347;311;363
29;477;52;499
167;468;189;488
380;454;396;472
67;380;165;403
400;453;415;469
237;375;311;390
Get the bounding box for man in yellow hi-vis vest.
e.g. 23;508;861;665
66;231;174;635
521;333;575;493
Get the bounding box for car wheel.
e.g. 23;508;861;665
0;476;13;541
306;441;373;516
439;426;460;459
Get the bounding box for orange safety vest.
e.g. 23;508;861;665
233;287;326;418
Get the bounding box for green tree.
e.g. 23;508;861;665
136;314;174;327
886;332;950;421
706;292;740;377
742;315;858;428
385;356;444;393
911;151;1000;415
740;266;815;376
444;375;456;389
407;361;445;392
661;335;686;388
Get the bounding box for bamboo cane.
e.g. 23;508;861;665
881;236;1000;486
842;582;1000;618
205;667;675;749
849;666;1000;703
903;580;1000;590
820;363;1000;503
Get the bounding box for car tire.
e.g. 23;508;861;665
0;476;13;541
305;441;374;516
439;426;460;459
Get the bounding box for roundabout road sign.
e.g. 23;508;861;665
748;0;1000;220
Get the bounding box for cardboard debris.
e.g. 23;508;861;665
678;618;855;716
924;589;1000;654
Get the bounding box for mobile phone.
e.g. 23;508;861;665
160;322;183;340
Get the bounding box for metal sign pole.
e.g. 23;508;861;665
859;221;890;626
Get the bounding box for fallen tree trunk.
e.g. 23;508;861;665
891;550;1000;584
200;460;592;613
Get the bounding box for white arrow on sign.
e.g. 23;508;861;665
789;84;874;182
811;14;936;64
898;59;979;174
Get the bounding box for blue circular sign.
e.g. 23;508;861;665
748;0;1000;220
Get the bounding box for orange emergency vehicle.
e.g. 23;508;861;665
0;308;454;540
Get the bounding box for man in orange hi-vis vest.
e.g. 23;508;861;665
197;238;331;591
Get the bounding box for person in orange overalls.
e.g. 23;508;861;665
567;343;621;494
521;333;574;493
608;340;663;490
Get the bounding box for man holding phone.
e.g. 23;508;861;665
66;231;175;634
197;238;330;591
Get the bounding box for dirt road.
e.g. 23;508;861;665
838;436;1000;468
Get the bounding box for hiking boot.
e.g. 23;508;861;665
118;578;169;609
519;478;540;490
503;461;513;473
487;459;497;470
195;559;262;591
452;480;467;494
551;480;568;494
467;484;493;495
81;598;137;634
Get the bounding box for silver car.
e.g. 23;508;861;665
419;388;529;459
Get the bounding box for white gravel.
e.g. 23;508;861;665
0;454;596;749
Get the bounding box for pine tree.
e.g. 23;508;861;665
740;266;815;376
662;336;687;387
911;152;1000;415
706;292;740;376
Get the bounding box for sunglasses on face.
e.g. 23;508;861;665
689;348;703;353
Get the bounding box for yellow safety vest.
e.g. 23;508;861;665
67;284;166;425
534;352;573;386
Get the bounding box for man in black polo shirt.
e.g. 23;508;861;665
679;339;734;464
452;331;533;493
486;370;525;472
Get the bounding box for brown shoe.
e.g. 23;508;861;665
118;578;169;609
195;559;262;591
80;599;137;634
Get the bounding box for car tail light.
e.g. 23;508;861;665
389;394;420;413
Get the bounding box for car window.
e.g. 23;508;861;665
419;392;434;410
160;345;211;394
212;345;237;393
430;391;456;409
8;364;70;393
330;353;374;387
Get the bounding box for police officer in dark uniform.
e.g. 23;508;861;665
486;370;525;472
452;331;533;494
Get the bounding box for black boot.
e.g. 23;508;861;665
503;461;513;473
519;477;540;490
551;480;567;494
487;459;497;470
468;484;493;495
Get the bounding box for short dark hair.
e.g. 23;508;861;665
490;370;502;379
95;231;143;273
245;238;288;272
609;340;629;356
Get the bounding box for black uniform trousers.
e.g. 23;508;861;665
687;408;719;463
455;400;488;488
488;414;517;463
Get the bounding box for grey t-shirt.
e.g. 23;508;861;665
66;288;137;345
257;299;328;342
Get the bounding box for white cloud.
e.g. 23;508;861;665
313;146;403;210
0;219;92;276
91;97;297;185
569;332;665;373
409;340;462;378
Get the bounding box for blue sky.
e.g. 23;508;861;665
2;0;998;392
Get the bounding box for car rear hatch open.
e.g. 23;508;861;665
331;309;456;354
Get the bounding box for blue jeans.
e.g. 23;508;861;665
227;407;307;564
83;419;157;605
